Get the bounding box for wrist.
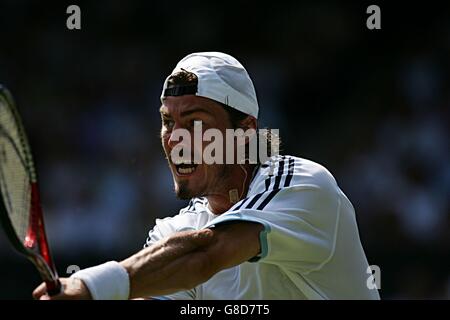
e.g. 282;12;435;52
71;261;130;300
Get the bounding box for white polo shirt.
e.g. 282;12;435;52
144;155;380;300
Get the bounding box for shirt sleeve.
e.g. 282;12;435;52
144;210;203;247
203;172;340;274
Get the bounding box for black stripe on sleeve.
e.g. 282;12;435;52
232;197;249;211
243;157;281;209
231;156;295;212
245;157;286;210
244;192;265;209
284;157;295;187
265;177;271;191
256;188;282;210
272;158;285;190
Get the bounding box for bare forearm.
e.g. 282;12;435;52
122;248;212;298
121;222;263;299
120;228;216;299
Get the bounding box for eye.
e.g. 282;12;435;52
162;118;174;129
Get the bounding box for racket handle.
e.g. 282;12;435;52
46;279;62;296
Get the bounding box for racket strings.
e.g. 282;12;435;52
0;96;33;244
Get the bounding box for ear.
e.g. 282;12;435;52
240;116;257;132
235;116;258;148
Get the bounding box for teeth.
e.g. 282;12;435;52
177;166;195;174
173;160;193;165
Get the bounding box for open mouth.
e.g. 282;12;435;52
174;163;198;175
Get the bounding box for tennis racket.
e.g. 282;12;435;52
0;85;61;296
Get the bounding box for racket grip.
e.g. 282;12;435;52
46;279;62;296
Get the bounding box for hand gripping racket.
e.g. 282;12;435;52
0;85;61;296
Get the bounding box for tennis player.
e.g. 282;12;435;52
33;52;380;300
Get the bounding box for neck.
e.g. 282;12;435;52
207;163;257;214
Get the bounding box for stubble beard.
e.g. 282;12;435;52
174;164;230;200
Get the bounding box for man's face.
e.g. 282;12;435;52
160;95;233;200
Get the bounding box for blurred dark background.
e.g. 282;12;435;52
0;0;449;299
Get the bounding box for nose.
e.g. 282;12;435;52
167;123;190;150
167;128;181;149
167;132;177;149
